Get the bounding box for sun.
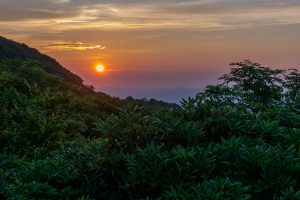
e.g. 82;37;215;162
96;64;105;73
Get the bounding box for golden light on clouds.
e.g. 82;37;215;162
1;0;300;90
45;42;106;51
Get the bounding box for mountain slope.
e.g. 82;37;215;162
0;36;82;85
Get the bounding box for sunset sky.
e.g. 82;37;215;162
1;0;300;101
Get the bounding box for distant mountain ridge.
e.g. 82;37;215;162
99;87;202;103
0;36;82;85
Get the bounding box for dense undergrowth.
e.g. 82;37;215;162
1;59;300;199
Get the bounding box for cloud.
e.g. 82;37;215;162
158;0;300;14
1;0;300;32
48;0;71;3
2;0;300;46
44;41;106;51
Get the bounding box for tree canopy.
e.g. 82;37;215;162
1;59;300;199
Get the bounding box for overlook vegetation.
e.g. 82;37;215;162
0;36;82;85
1;38;300;199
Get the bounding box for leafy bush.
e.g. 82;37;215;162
2;59;300;199
161;178;251;200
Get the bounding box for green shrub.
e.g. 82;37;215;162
161;178;251;200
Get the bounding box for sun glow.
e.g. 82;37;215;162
96;64;105;73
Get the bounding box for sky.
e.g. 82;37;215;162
1;0;300;102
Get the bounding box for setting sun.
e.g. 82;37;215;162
96;64;105;73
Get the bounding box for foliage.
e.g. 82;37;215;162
0;36;83;85
2;58;300;199
161;178;251;200
220;60;284;108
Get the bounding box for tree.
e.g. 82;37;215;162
284;69;300;102
220;60;284;109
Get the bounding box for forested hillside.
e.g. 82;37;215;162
1;38;300;199
0;36;82;85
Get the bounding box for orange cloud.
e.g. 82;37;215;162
45;41;106;51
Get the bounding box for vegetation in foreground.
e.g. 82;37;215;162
1;59;300;199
